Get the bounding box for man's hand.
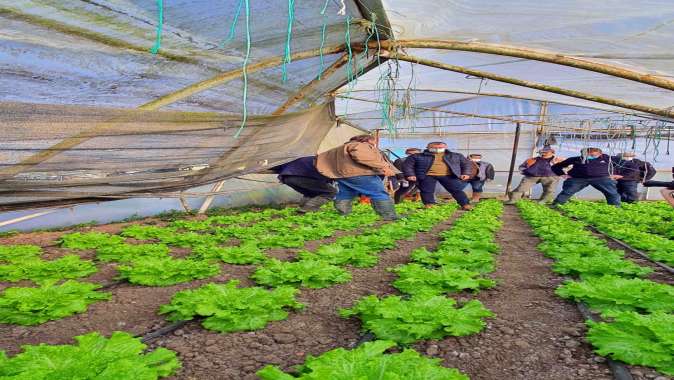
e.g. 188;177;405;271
383;168;395;177
460;175;471;181
610;175;623;180
406;176;417;181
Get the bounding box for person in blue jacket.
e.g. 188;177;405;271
402;142;474;210
612;151;656;203
271;156;336;213
551;147;622;206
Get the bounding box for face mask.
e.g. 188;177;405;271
586;155;598;160
623;157;634;161
429;148;444;153
471;159;481;162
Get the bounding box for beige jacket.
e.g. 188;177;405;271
316;142;399;179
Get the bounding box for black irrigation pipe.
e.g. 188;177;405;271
585;225;674;275
575;303;634;380
140;320;191;343
556;208;674;275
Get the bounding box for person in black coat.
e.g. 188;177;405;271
402;142;474;210
393;148;421;204
612;152;656;203
551;147;622;206
270;156;336;213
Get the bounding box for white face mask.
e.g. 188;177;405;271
471;158;481;162
623;157;634;161
428;148;445;153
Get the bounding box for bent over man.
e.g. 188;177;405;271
402;142;473;210
465;153;495;202
316;135;399;220
393;148;422;203
551;147;622;206
271;156;336;213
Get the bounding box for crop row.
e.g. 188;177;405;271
517;201;673;376
559;201;674;266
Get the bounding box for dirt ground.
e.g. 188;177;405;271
1;205;669;379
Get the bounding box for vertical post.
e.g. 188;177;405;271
526;101;547;197
505;122;522;194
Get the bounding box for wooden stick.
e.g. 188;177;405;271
197;180;225;214
386;52;674;119
272;54;350;116
376;39;674;91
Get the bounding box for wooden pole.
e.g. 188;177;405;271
272;54;350;116
376;39;674;92
505;123;522;194
385;52;674;119
197;180;226;214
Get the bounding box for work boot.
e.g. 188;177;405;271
333;200;352;216
371;199;400;221
471;193;481;203
300;196;331;213
461;204;474;211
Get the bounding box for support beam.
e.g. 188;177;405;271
197;180;225;214
376;39;674;92
505;123;522;195
272;53;350;116
385;52;674;119
0;44;348;181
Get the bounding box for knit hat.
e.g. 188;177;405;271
621;151;636;158
538;146;555;153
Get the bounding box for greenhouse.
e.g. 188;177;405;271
0;1;673;379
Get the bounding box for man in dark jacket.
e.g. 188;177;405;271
612;152;656;203
464;153;495;203
551;147;622;206
402;142;473;210
271;156;336;213
393;148;421;204
505;147;563;204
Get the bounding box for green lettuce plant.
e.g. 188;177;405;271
251;259;351;288
0;245;42;263
59;232;124;250
0;331;180;379
96;243;170;263
0;255;98;284
391;263;496;296
117;257;219;286
159;280;303;333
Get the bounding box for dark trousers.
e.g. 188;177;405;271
394;181;417;204
553;177;621;206
617;180;640;203
417;175;470;206
280;176;336;198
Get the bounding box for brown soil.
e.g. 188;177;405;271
413;206;612;380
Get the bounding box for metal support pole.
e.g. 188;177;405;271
505;123;522;195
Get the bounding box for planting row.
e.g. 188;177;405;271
559;201;674;266
517;201;673;376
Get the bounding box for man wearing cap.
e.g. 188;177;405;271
613;152;656;203
505;147;563;204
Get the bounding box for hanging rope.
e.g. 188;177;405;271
234;0;251;138
150;0;164;54
281;0;296;82
221;0;244;46
316;0;330;79
341;15;355;116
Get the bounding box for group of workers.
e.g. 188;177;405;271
272;134;666;218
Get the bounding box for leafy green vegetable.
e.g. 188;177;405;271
0;331;180;379
0;255;98;284
96;243;170;263
257;340;469;380
117;257;219;286
251;259;351;288
586;311;674;376
120;225;177;241
297;244;379;268
411;247;495;273
391;263;496;296
556;276;674;315
552;253;652;279
0;281;110;325
341;295;493;344
191;242;267;264
0;245;42;263
159;280;303;332
59;232;124;250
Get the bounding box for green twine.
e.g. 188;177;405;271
316;0;330;79
281;0;296;82
150;0;164;54
342;15;355;116
221;0;244;46
234;0;251;138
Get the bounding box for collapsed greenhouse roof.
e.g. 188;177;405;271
1;0;674;209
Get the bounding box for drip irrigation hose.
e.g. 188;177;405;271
575;302;634;380
141;320;190;343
